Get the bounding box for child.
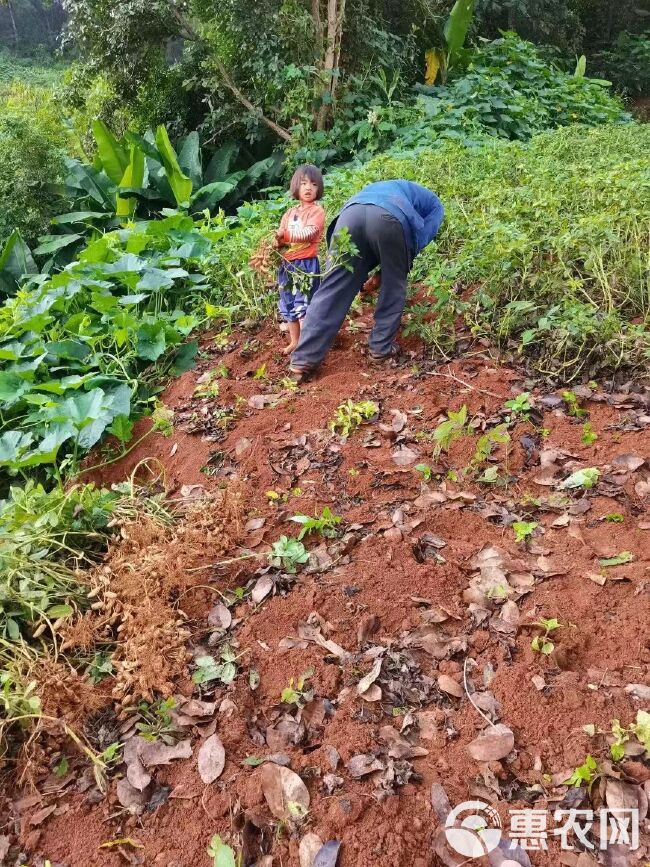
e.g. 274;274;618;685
274;164;325;355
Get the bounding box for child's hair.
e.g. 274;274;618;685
289;164;324;200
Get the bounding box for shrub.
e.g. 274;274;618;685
0;82;76;247
594;32;650;97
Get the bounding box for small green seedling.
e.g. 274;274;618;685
477;466;500;484
279;376;299;392
599;551;634;567
281;668;314;706
99;741;123;767
194;370;221;399
560;467;600;489
513;521;538;544
207;834;240;867
53;757;69;778
136;697;178;744
562;390;587;419
86;651;113;685
329;400;378;438
531;617;561;654
415;463;432;482
504;392;532;418
432;405;468;457
270;536;309;573
253;362;267;381
471;424;510;468
581;423;598;445
610;719;630;761
604;513;625;523
564;754;600;790
289;506;342;540
193;646;239;686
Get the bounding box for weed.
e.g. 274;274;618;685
477;466;500;484
531;617;561;654
415;463;432;482
581;423;598;445
289;506;341;541
193;646;239;686
53;756;69;778
86;652;113;685
470;424;510;469
329;400;378;438
504;392;532;419
194;371;221;399
565;754;600;789
513;521;538;544
135;697;178;744
432;405;469;458
270;536;309;573
207;834;240;867
280;668;314;706
348;467;360;477
562;390;587;419
253;362;267;381
279;376;299;392
604;513;625;523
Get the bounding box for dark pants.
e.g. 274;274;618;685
290;204;410;369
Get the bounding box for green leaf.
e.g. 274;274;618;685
560;468;600;489
204;141;239;183
154;126;193;208
242;755;264;767
34;234;83;257
444;0;475;60
0;430;33;465
0;229;36;294
46;604;74;619
136;323;167;361
178;131;203;190
44;340;91;361
109;415;134;444
0;372;30;407
599;551;634;567
92;120;129;186
170;341;199;375
116;144;146;218
207;835;236;867
574;55;587;78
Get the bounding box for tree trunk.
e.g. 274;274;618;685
315;0;346;131
7;0;19;47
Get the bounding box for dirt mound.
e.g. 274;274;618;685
6;316;650;867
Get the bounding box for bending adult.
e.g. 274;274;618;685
289;179;444;376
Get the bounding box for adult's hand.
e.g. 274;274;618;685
362;272;381;295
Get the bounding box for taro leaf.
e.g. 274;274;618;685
299;833;324;867
314;841;342;867
467;724;514;762
197;734;226;784
260;763;310;821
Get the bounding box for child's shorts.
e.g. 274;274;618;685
277;257;320;323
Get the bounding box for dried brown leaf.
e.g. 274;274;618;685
467;723;514;762
260;763;310;821
197;734;226;784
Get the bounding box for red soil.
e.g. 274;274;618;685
5;312;650;867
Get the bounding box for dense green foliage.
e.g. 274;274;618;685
0;81;75;247
0;214;216;486
292;34;632;165
594;32;650;96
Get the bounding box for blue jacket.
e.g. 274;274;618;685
328;180;444;259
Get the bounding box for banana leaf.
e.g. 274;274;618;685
92;120;129;186
116;145;146;218
0;230;37;296
444;0;475;60
178;131;203;190
154;126;193;208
